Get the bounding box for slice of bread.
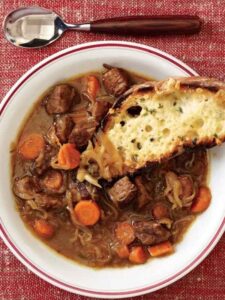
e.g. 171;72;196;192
78;77;225;181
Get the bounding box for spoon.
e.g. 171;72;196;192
3;6;202;49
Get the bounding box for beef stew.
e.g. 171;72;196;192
11;66;210;268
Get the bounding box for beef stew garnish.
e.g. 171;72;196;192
148;241;174;257
191;186;211;213
91;99;112;122
86;75;100;101
115;222;135;245
108;176;137;206
11;66;210;268
133;221;171;245
45;84;77;114
68;110;97;150
54;115;74;143
129;246;148;264
52;143;80;170
18;133;45;160
102;64;129;96
74;200;101;226
34;219;55;239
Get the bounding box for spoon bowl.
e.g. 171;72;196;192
3;7;67;48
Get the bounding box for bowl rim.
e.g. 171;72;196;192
1;40;225;298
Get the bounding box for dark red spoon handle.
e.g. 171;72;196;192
90;15;201;35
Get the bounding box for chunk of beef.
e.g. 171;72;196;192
90;100;112;123
35;194;65;209
13;176;41;200
69;110;97;150
54;115;74;143
45;84;76;114
108;176;137;206
133;221;171;245
134;176;152;209
102;66;129;97
40;170;66;194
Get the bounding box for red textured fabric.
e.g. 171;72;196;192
1;0;225;299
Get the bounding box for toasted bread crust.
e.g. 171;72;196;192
79;77;225;181
109;77;225;108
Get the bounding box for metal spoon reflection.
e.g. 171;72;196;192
3;6;202;49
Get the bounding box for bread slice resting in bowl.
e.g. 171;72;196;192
77;76;225;184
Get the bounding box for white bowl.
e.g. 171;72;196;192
0;41;225;298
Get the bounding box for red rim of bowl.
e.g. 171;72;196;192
0;41;224;298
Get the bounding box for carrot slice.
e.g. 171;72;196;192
152;202;169;219
129;246;148;264
115;222;135;245
87;75;100;100
42;170;63;190
74;200;100;226
115;245;130;259
191;186;211;213
34;219;55;239
18;133;45;160
148;241;174;257
57;143;80;170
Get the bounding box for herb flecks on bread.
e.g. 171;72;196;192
77;77;225;182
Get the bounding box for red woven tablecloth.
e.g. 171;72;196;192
1;0;225;299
